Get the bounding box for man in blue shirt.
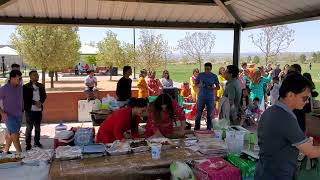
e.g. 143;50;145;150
194;62;220;130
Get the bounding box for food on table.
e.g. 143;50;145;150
130;140;148;148
55;146;82;160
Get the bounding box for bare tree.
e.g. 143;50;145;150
178;32;216;71
137;30;168;71
249;25;294;65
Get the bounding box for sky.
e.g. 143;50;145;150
0;19;319;54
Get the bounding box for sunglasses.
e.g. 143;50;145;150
301;96;310;103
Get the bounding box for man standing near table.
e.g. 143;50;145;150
223;65;242;123
23;70;47;151
0;70;23;153
255;73;320;180
194;62;220;130
116;66;132;106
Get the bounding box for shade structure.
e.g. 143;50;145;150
0;0;318;29
0;46;18;56
80;45;99;55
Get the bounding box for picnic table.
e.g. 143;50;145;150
49;148;203;180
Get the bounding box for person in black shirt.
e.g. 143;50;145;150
23;70;47;151
116;66;132;104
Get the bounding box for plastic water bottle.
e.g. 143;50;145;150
55;121;67;135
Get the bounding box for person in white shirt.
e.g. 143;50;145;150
23;70;47;151
84;70;98;100
161;70;173;88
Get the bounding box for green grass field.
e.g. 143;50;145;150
154;62;320;98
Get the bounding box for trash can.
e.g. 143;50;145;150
111;67;118;76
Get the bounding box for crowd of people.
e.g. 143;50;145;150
2;61;320;179
96;62;320;179
92;62;320;141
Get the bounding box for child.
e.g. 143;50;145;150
240;88;250;111
270;76;281;105
248;97;262;122
180;82;192;102
239;88;251;126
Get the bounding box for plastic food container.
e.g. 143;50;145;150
106;141;131;156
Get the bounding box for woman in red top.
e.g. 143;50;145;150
147;71;162;96
96;98;148;144
145;94;186;139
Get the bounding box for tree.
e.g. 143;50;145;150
253;56;260;64
84;55;97;65
137;30;168;71
249;25;294;65
312;52;320;63
122;43;137;69
299;54;307;64
162;41;173;70
11;25;80;88
247;56;252;63
97;31;124;80
178;32;216;71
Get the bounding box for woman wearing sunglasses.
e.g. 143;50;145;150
161;70;173;88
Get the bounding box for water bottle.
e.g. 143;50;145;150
55;121;67;135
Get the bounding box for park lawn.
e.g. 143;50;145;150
154;62;320;99
155;62;320;82
155;63;226;83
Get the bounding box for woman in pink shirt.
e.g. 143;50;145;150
147;71;162;96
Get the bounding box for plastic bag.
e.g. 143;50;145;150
225;130;246;154
296;157;320;180
170;161;195;180
227;153;256;178
213;118;230;130
0;123;6;145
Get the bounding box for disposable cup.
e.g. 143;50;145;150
151;143;162;160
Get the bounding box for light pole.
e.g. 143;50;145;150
1;56;5;78
133;28;136;80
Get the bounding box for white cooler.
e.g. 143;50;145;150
78;99;101;122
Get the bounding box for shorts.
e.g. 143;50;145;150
5;116;22;134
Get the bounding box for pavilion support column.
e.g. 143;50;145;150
233;24;241;67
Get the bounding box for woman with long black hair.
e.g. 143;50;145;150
96;98;148;144
145;93;185;138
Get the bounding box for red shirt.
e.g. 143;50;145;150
145;101;185;138
96;108;139;144
147;78;161;96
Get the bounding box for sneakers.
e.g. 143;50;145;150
26;143;43;151
26;144;32;151
34;143;43;148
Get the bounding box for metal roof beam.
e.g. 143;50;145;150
244;9;320;29
0;16;236;29
98;0;217;6
0;0;16;9
213;0;242;26
224;0;241;6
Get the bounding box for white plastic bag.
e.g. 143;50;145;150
170;161;195;180
0;123;7;145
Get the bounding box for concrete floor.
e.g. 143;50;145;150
2;122;96;152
